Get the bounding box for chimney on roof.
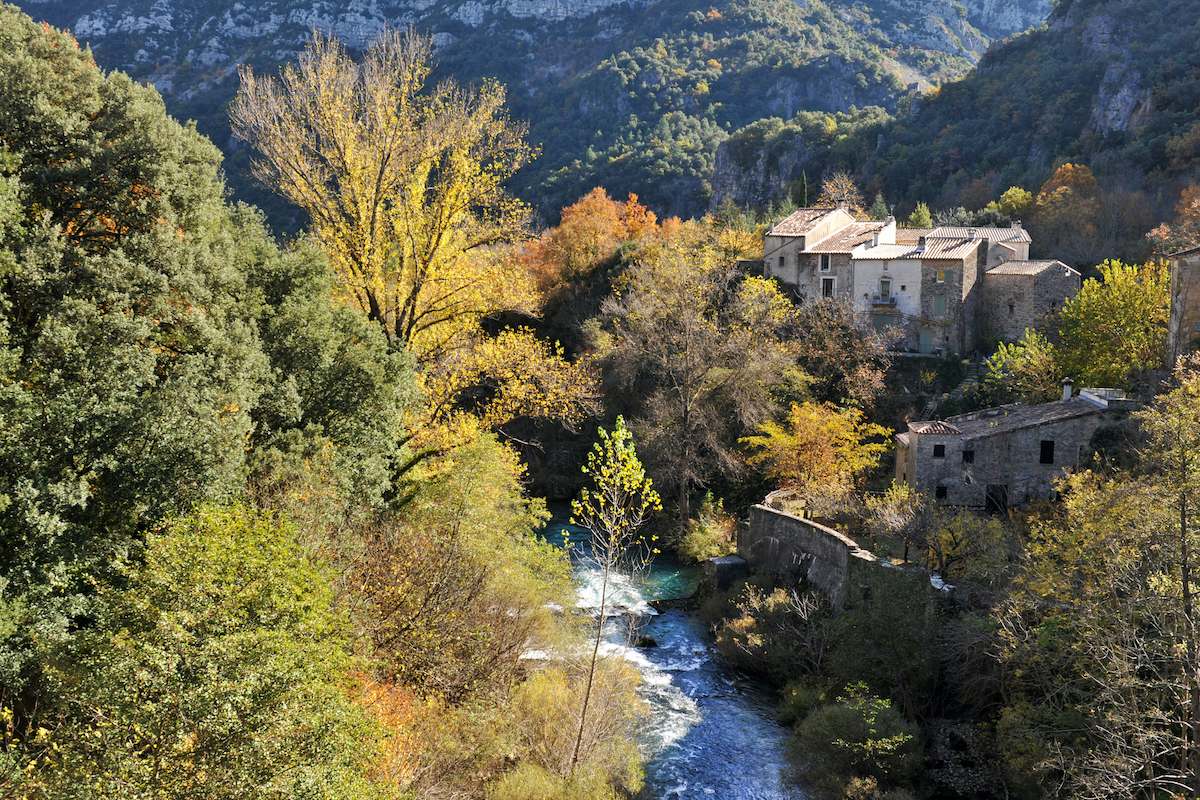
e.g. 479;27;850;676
918;236;926;252
769;221;774;234
968;228;976;239
1061;377;1074;403
872;231;880;247
1012;220;1022;230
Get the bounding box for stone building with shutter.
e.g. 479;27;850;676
893;385;1137;510
762;208;1078;354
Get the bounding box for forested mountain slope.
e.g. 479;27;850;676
717;0;1200;226
19;0;1044;223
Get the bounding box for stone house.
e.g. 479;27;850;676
762;207;1079;353
979;260;1082;343
893;385;1137;510
1167;246;1200;365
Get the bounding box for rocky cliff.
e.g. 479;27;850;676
17;0;1044;222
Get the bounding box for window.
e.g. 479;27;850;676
880;279;891;301
1040;440;1055;464
962;450;975;464
935;486;948;499
936;269;951;283
778;255;785;269
900;285;906;292
933;444;945;458
933;295;946;316
820;254;832;272
821;277;835;297
1193;321;1200;333
872;314;894;331
1008;303;1014;317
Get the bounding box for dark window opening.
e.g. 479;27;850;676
778;256;785;268
1040;440;1055;464
1008;303;1014;317
933;444;946;458
985;484;1009;514
935;486;948;499
962;450;975;464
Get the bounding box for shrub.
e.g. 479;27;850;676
677;492;736;562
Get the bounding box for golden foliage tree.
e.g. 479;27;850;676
231;29;534;354
231;29;596;435
742;402;890;510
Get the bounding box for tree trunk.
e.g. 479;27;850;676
570;555;609;776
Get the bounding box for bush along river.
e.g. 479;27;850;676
541;511;805;800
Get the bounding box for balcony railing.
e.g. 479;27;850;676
871;293;897;306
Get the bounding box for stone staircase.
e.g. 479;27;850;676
917;359;985;420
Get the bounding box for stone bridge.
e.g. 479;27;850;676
706;504;879;606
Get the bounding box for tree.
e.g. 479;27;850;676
817;170;866;217
231;29;596;436
23;505;381;800
741;402;890;512
787;296;892;407
523;188;659;297
996;186;1033;220
868;192;890;221
907;202;932;228
231;29;533;355
983;329;1060;403
1056;260;1169;388
1137;355;1200;797
595;227;797;521
0;9;268;747
568;417;660;775
1148;184;1200;255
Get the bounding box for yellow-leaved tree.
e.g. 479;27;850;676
231;29;595;436
742;402;890;512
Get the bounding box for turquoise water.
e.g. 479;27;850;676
542;511;804;800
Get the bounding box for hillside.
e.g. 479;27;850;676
716;0;1200;244
19;0;1043;224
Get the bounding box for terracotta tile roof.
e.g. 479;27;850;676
856;243;918;259
929;225;1032;243
895;431;911;447
908;420;963;435
771;207;839;236
808;222;886;253
920;238;982;259
1170;246;1200;259
986;260;1079;277
895;227;934;243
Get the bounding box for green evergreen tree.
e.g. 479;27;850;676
869;192;890;221
907;202;933;228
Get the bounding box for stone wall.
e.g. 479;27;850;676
906;405;1115;507
1168;250;1200;365
739;505;877;605
981;264;1081;343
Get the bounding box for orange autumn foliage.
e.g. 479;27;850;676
523;188;661;296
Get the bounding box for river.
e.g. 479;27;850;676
541;512;805;800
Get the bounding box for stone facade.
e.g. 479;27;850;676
740;505;877;605
763;210;1067;355
1167;247;1200;365
894;388;1136;509
980;261;1082;343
